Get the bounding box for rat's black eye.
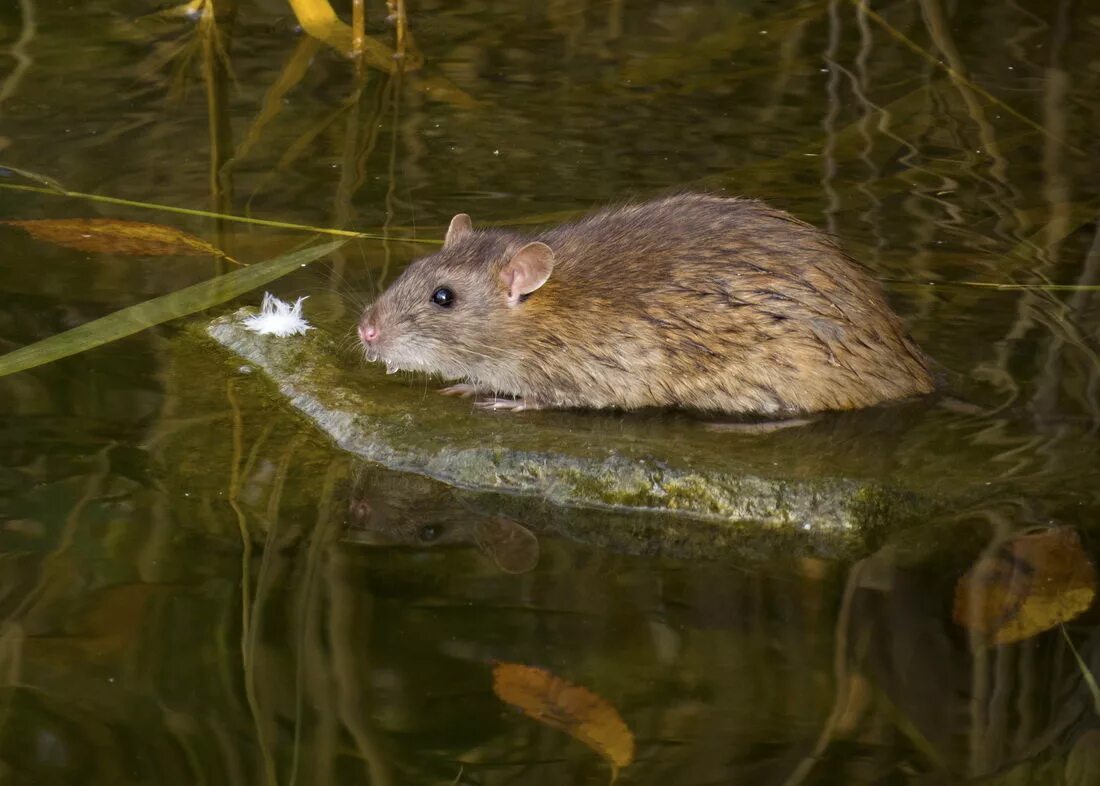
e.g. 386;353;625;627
419;524;443;542
431;287;455;308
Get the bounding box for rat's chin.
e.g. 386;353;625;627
363;350;403;375
363;341;436;377
361;343;398;374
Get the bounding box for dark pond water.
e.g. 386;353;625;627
2;0;1100;783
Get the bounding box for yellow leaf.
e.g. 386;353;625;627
492;662;635;775
285;0;399;68
3;218;230;260
954;528;1097;645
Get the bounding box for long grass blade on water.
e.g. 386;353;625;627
0;239;345;378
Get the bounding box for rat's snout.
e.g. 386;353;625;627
358;306;382;346
358;305;401;373
358;320;379;344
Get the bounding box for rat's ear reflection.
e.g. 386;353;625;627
473;518;540;574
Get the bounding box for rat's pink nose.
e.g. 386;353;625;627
359;322;379;343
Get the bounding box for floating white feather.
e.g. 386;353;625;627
241;293;313;337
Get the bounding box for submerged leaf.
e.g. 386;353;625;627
3;217;229;259
954;528;1097;645
0;240;344;378
492;662;634;775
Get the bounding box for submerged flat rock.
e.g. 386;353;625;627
205;309;940;550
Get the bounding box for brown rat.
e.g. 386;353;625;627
358;193;934;414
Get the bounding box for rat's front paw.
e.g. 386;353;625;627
439;383;482;398
474;396;536;412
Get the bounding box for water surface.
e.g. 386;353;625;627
2;1;1100;783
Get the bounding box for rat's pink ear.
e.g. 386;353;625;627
500;242;554;305
444;213;473;247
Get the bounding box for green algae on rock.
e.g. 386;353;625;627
204;308;933;544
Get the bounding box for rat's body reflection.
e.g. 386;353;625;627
344;467;540;574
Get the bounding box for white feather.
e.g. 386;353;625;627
241;293;313;337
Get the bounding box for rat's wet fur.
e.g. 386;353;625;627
359;193;933;415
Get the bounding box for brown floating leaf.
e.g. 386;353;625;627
492;662;634;775
3;218;230;259
954;528;1097;645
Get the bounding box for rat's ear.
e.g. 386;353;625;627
444;213;472;247
475;518;540;574
500;242;554;305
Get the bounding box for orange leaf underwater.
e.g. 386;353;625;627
492;662;635;774
954;528;1097;645
3;218;230;259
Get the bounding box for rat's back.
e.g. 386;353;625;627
516;194;934;413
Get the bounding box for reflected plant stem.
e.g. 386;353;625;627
5;446;110;625
977;202;1100;418
352;0;366;78
965;513;1017;778
1030;0;1100;424
331;72;392;308
250;430;306;784
848;3;884;267
0;0;36;141
226;380;278;786
387;0;409;61
328;540;395;785
850;0;1082;156
785;553;945;784
297;469;345;785
917;0;1058;419
198;1;237;260
780;558;866;786
1040;0;1072;252
334;73;385;258
917;0;1014;189
288;459;342;786
332;85;368;297
0;445;109;738
860;9;951;319
380;67;405;288
758;15;808;127
1072;229;1100;413
606;0;623;41
820;0;842;238
225;36;323;175
160;708;214;786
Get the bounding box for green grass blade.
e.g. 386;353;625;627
1062;625;1100;716
0;239;345;378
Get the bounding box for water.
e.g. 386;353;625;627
2;1;1100;783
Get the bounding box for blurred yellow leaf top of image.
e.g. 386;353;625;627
4;218;227;258
954;528;1097;645
492;662;635;773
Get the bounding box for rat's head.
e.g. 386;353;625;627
357;213;555;379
